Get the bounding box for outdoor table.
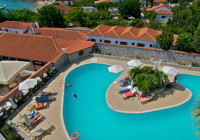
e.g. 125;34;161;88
9;83;18;89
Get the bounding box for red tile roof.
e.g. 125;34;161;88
0;21;33;29
54;38;95;54
87;25;178;44
0;34;58;62
26;27;88;41
155;10;173;15
146;3;172;11
153;0;166;2
0;33;95;62
65;27;92;32
54;5;72;15
94;0;116;3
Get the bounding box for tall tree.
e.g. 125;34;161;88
176;33;192;52
38;5;65;27
64;7;86;27
6;8;38;22
0;8;6;22
156;31;174;50
118;0;141;19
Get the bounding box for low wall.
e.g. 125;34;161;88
92;53;200;71
95;43;200;64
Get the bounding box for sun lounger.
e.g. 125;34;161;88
122;88;137;99
30;123;53;139
140;93;154;103
32;102;47;110
34;95;55;102
118;85;132;93
118;77;130;86
38;90;56;97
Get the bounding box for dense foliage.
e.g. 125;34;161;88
38;5;65;27
129;66;168;93
156;30;174;50
119;0;141;19
6;8;38;22
0;8;6;22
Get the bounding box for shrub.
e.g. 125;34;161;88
178;61;187;65
1;123;12;135
135;54;140;59
129;66;168;93
105;52;112;55
192;62;200;67
7;132;20;140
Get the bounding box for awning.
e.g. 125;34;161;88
0;61;30;85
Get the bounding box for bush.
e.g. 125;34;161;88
7;132;20;140
129;66;168;93
192;62;200;67
1;123;12;135
178;61;187;65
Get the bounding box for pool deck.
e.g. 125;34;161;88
11;56;200;140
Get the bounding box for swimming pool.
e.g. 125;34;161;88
63;63;200;140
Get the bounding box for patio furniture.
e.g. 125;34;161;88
38;90;56;97
34;95;55;102
122;88;137;99
30;123;53;139
118;85;133;93
8;82;18;89
32;102;47;110
118;77;130;86
140;93;154;103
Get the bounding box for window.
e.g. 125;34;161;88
100;39;102;42
115;41;118;44
137;43;145;47
104;40;111;43
150;44;153;47
79;50;84;56
91;38;96;42
120;41;127;45
0;28;2;31
161;16;166;18
15;31;18;33
3;29;8;32
132;42;135;46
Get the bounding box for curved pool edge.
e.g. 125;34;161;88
106;83;193;114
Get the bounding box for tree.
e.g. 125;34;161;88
64;7;86;27
6;8;38;22
191;36;200;53
156;30;174;50
118;0;141;19
38;5;65;27
95;2;112;10
72;0;94;6
176;33;192;52
0;8;6;22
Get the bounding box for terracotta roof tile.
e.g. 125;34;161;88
87;25;178;44
27;27;88;41
153;0;166;2
54;38;95;54
155;10;173;15
146;3;172;11
0;34;58;62
94;0;116;3
54;5;72;15
0;21;33;29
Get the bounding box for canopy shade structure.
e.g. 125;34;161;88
108;65;124;74
162;66;179;76
0;61;30;85
19;78;38;92
127;60;143;67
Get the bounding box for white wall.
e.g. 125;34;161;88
88;36;159;48
0;27;28;34
155;14;173;23
154;6;172;11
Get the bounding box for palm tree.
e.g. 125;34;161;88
192;97;200;136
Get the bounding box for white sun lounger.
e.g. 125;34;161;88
30;123;52;138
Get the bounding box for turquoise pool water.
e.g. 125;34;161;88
63;64;200;140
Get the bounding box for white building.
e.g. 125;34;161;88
55;0;75;5
108;7;119;15
82;7;97;13
146;3;173;23
87;25;178;48
0;21;38;34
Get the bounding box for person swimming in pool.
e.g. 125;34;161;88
72;93;77;100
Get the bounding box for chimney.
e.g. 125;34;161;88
29;29;33;35
35;21;40;28
55;32;58;38
30;23;36;35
